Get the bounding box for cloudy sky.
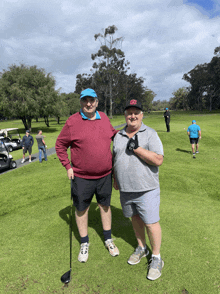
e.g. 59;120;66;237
1;0;220;101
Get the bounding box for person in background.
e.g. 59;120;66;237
113;99;164;281
55;88;119;263
187;120;201;158
163;108;170;132
21;130;34;163
36;130;47;163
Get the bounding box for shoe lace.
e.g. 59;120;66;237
149;257;160;269
106;239;116;249
80;243;89;254
134;246;143;255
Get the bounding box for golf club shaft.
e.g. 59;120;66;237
70;179;73;270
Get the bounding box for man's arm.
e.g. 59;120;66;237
21;136;25;147
55;122;73;178
198;130;201;139
134;147;163;166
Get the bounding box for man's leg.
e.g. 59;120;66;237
43;146;47;161
196;142;199;152
39;147;42;162
145;222;162;255
99;203;119;256
191;143;195;154
131;214;146;248
75;206;90;263
21;148;25;163
146;221;164;281
127;214;149;265
98;204;111;231
75;206;90;238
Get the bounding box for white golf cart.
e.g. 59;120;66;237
0;139;17;171
0;128;22;152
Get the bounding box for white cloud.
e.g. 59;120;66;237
0;0;220;101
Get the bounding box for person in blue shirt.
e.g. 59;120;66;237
187;120;201;157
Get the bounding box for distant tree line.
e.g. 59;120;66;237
169;47;220;111
0;64;80;129
1;27;219;130
0;25;155;129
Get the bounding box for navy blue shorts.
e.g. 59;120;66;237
190;137;199;144
71;174;112;211
23;146;32;154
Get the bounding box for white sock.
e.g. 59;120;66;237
152;253;161;259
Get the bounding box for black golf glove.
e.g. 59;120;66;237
127;134;139;151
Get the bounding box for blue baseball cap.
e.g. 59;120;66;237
192;120;196;123
80;88;97;99
166;108;168;110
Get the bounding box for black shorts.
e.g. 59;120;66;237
190;137;199;144
71;173;112;211
23;146;32;154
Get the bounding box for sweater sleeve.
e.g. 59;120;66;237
55;122;72;171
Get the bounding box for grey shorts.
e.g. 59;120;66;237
120;187;160;224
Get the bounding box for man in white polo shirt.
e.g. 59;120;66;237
113;99;164;281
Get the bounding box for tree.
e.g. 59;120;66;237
169;87;189;110
75;26;156;116
0;64;59;129
183;47;220;111
152;100;169;111
91;25;129;118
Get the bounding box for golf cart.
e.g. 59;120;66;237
0;139;17;171
0;128;22;152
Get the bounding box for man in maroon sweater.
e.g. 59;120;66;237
56;88;119;263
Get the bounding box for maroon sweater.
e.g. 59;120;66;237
55;111;117;179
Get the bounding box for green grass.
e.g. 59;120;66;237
0;112;220;294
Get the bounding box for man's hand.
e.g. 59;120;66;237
113;179;119;190
67;168;74;179
127;134;139;151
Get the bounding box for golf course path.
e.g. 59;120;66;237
2;123;126;173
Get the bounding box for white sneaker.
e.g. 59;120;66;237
78;243;89;263
29;159;31;162
147;256;164;280
21;159;25;163
105;239;119;257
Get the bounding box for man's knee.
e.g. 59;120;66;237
145;221;160;229
98;203;110;213
75;206;89;217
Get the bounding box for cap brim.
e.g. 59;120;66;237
124;106;142;111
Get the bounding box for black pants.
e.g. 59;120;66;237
165;120;170;132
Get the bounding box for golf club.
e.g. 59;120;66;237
61;179;73;284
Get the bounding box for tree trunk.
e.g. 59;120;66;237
109;77;113;119
21;117;28;130
104;90;107;115
44;116;50;127
27;117;32;131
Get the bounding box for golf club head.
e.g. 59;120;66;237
61;269;71;284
